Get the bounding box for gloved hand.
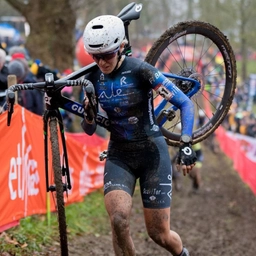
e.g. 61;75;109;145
82;93;90;110
176;143;197;176
82;96;95;123
82;80;97;123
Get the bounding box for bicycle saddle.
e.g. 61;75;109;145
117;2;143;23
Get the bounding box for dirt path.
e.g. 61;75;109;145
48;144;256;256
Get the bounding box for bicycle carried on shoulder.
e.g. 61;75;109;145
65;2;237;147
5;2;236;255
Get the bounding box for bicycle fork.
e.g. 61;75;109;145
44;109;72;193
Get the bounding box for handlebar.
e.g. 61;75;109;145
6;73;95;126
7;78;85;94
83;82;97;122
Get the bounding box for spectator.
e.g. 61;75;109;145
7;59;26;83
8;45;28;60
30;59;59;81
0;48;8;110
8;59;44;116
8;46;44;116
246;114;256;138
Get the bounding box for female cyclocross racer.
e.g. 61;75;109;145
81;15;197;256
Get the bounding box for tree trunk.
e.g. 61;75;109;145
6;0;76;73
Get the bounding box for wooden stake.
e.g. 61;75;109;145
7;75;17;103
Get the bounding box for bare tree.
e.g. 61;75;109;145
6;0;76;72
235;0;256;80
7;0;256;81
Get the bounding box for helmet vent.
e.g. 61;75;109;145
114;38;119;43
89;44;104;48
92;25;103;29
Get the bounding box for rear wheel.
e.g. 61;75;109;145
49;117;68;256
145;20;237;146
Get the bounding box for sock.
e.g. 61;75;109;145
178;247;190;256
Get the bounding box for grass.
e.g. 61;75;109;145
0;189;109;255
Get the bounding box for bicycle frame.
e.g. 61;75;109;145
58;72;201;124
155;73;201;126
43;93;72;193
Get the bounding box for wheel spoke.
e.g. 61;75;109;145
145;21;236;146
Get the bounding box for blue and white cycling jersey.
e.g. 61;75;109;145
84;56;194;142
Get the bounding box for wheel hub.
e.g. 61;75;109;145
174;68;204;95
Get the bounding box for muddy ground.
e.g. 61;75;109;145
48;142;256;256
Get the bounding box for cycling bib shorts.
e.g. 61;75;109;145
104;136;173;209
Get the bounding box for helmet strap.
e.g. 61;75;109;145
111;50;123;74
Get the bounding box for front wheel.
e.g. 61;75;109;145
49;117;69;256
145;20;237;146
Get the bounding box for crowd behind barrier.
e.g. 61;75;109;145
1;106;255;233
2;44;256;137
215;126;256;195
223;79;256;138
0;45;74;128
1;43;256;232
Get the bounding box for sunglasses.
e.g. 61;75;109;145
91;48;119;62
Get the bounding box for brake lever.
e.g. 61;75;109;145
84;84;97;121
7;90;15;126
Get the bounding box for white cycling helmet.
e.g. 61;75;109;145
83;15;125;54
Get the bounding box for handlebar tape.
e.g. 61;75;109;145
84;84;97;121
7;91;15;126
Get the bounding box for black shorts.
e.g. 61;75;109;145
104;136;173;209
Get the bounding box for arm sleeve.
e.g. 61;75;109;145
140;62;194;136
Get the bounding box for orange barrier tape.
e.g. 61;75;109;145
0;105;108;231
216;126;256;195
